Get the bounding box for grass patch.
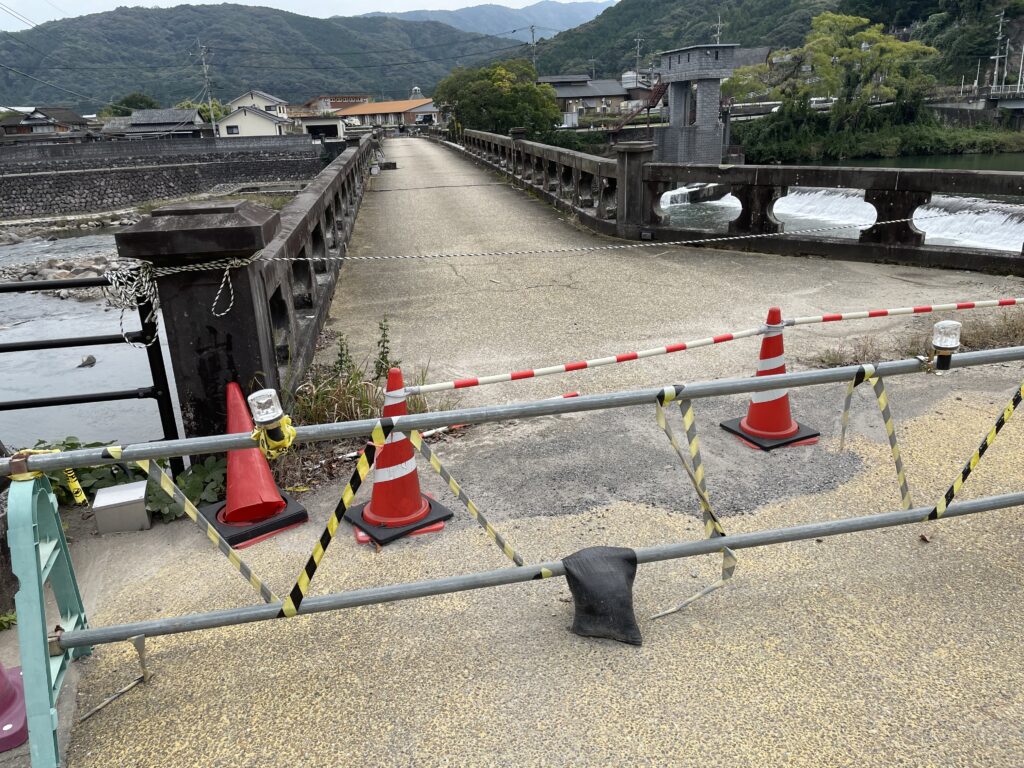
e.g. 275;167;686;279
274;321;460;488
810;311;1024;367
225;193;294;210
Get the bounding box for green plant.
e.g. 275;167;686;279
374;315;401;382
0;613;16;631
31;437;137;507
146;456;227;522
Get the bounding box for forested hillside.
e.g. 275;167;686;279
362;0;616;42
0;4;522;112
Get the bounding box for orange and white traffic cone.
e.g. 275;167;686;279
720;306;819;451
345;367;452;545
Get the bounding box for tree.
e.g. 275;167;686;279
737;13;938;130
175;98;229;123
98;91;160;117
433;58;561;137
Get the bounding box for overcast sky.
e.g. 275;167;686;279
0;0;590;31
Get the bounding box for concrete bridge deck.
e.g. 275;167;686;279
63;138;1024;766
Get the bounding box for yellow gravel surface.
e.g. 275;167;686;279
67;392;1024;767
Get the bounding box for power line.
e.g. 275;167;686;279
0;60;135;112
0;1;38;28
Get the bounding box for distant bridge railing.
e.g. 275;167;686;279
0;135;321;164
425;125;1024;276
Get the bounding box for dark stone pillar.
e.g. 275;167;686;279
729;184;788;235
115;201;281;437
615;141;656;238
859;189;931;246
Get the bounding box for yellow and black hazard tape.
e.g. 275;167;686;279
652;393;736;619
116;449;279;605
278;420;391;618
840;365;912;510
927;379;1024;521
251;415;297;460
409;430;525;566
9;449;88;504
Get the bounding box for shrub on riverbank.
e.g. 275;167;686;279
735;107;1024;164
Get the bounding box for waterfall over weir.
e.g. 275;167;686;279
661;186;1024;252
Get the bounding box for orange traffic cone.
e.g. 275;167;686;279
199;382;308;548
720;306;819;451
345;367;452;545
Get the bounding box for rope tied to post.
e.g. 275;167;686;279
103;253;260;345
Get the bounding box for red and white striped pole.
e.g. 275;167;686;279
720;307;820;451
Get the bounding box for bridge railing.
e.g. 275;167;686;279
113;131;380;437
462;129;619;231
435;127;1024;276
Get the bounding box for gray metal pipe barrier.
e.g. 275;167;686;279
4;346;1024;477
59;489;1024;649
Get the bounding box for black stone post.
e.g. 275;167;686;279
859;189;931;246
729;184;788;235
615;141;656;238
115;201;281;438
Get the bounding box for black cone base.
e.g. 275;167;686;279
344;497;453;545
199;491;308;548
720;417;820;451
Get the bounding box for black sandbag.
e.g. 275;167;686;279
562;546;642;646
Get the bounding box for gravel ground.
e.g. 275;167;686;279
65;395;1024;767
56;138;1024;765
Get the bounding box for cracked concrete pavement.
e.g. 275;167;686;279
60;138;1024;766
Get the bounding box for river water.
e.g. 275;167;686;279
4;152;1024;449
0;234;167;449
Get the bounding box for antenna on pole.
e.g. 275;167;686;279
713;14;724;45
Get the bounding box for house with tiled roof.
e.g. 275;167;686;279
101;108;207;139
335;97;437;126
1;107;88;135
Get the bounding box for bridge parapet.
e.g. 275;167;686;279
115;133;378;437
428;127;1024;275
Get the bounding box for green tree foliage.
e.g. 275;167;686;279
98;91;160;117
837;0;941;27
734;13;943;160
434;59;561;136
175;98;229;123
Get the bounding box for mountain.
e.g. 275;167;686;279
0;4;524;113
536;0;837;77
360;1;617;42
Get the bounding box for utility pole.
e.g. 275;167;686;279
530;25;537;71
713;14;724;45
194;38;217;137
1017;38;1023;93
588;58;597;79
993;9;1005;90
975;57;981;94
633;36;644;79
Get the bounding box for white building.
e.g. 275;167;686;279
219;105;293;137
226;89;290;118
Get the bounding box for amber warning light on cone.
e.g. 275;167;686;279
932;320;961;372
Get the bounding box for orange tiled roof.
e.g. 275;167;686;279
336;98;433;116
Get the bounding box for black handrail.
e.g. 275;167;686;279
0;275;184;476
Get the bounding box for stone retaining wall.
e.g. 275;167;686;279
1;157;324;218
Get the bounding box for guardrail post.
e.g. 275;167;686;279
615;141;656;238
115;201;281;437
